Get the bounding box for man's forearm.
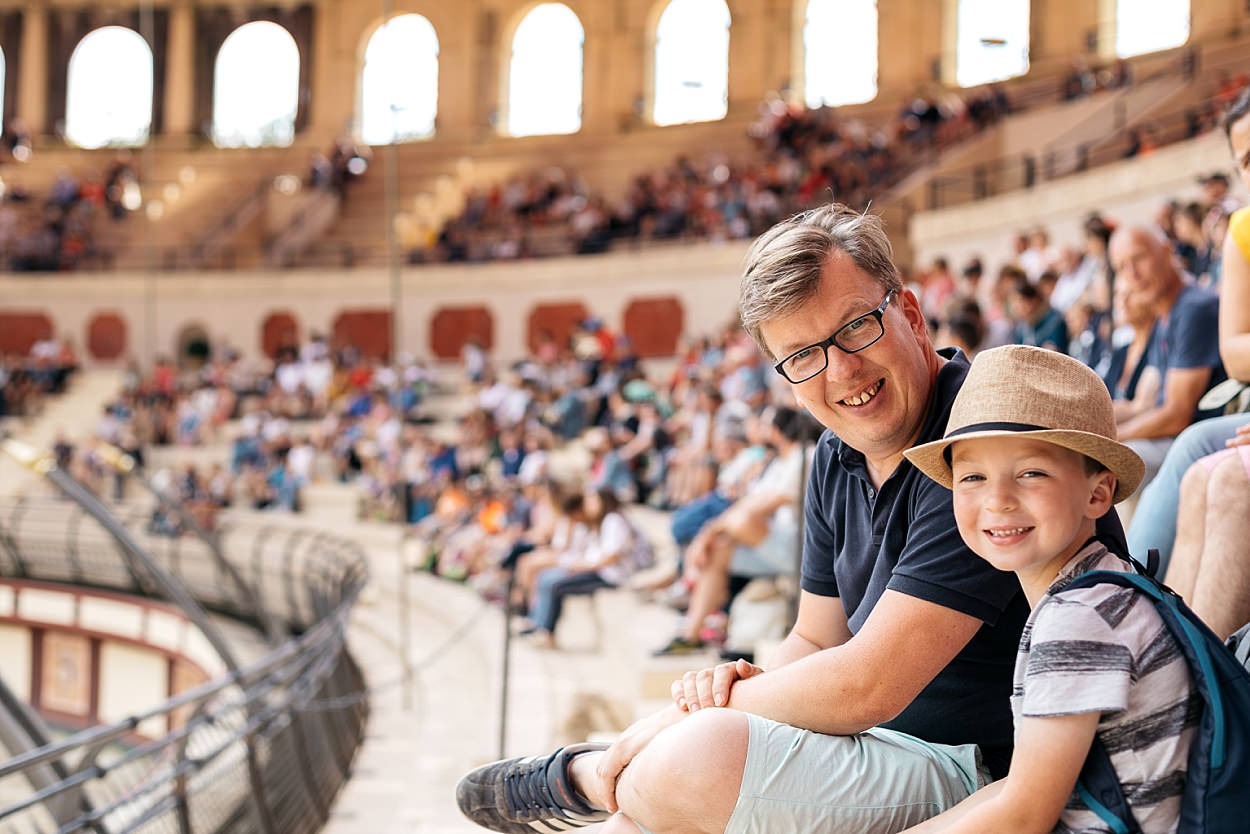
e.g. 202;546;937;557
1116;406;1191;440
763;627;824;670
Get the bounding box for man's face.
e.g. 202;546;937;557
1202;180;1227;202
1109;229;1179;311
758;252;935;470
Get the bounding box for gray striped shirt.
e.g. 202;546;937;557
1012;542;1198;834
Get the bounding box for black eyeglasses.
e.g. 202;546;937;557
773;291;895;383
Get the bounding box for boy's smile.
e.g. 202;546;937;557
949;435;1116;604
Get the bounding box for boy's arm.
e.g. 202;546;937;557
905;711;1100;834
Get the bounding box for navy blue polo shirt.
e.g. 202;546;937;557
801;347;1126;778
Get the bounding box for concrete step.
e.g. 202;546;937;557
0;368;125;499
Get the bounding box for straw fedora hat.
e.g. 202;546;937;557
905;345;1145;502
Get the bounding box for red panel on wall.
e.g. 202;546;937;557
0;312;52;356
527;302;589;356
622;296;684;357
333;310;392;361
430;306;493;360
261;312;299;359
86;312;127;360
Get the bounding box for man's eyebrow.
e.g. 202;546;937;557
774;305;863;356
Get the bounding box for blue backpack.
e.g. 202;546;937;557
1064;562;1250;834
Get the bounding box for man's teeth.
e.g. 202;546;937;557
842;380;882;406
988;527;1030;537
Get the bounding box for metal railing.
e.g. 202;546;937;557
917;41;1246;212
0;486;370;834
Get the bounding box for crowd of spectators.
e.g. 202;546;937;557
415;83;1013;265
0;336;80;419
915;102;1245;534
0;150;139;272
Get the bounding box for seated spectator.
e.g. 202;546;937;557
583;426;635;503
522;487;652;649
1172;200;1218;286
666;414;768;555
1009;276;1069;353
1133;89;1250;600
652;405;806;655
1103;280;1160;415
1109;224;1225;507
1163;420;1250;639
510;488;587;614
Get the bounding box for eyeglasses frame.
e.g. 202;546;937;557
772;290;897;383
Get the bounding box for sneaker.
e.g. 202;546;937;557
651;635;706;657
456;742;610;833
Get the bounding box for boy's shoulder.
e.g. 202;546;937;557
1035;544;1161;641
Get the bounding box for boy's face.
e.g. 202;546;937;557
949;436;1115;592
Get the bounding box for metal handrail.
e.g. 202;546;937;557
0;489;369;834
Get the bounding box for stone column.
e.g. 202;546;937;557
162;0;195;139
17;5;47;137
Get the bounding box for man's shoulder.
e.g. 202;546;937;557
1172;282;1220;318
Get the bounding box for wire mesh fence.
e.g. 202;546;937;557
0;496;369;834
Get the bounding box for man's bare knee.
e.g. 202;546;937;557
1207;453;1250;502
616;709;748;834
1178;460;1211;503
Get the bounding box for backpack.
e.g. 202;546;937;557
1063;563;1250;834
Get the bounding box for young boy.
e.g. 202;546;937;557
902;344;1198;834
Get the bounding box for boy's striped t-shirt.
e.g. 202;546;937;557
1012;542;1199;834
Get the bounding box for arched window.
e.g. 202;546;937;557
1115;0;1189;58
803;0;877;108
653;0;730;126
360;14;439;144
955;0;1030;87
212;21;300;147
65;26;152;148
507;4;583;137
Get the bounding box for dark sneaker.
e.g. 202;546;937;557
456;742;610;833
651;635;706;657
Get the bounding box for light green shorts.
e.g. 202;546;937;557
723;713;989;834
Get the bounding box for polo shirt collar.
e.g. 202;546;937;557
831;347;969;478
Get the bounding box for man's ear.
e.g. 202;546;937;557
1087;470;1117;518
897;288;929;337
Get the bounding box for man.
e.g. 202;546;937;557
652;405;807;656
1109;224;1225;499
457;204;1125;834
1198;171;1242;240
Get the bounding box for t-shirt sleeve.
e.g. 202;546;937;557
1020;596;1132;718
598;513;632;558
888;474;1021;625
1169;292;1221;371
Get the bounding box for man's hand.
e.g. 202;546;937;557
671;658;764;711
592;704;686;812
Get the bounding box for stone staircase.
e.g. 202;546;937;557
0;367;125;499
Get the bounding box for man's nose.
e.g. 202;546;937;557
822;346;861;382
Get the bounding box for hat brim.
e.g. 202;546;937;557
905;428;1145;503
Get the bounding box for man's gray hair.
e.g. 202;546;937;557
739;204;902;357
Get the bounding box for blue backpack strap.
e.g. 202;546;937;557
1076;738;1141;834
1064;569;1157;834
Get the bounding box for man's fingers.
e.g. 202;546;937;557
711;662;738;706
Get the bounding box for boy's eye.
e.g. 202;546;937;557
1020;470;1047;479
956;472;984;484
